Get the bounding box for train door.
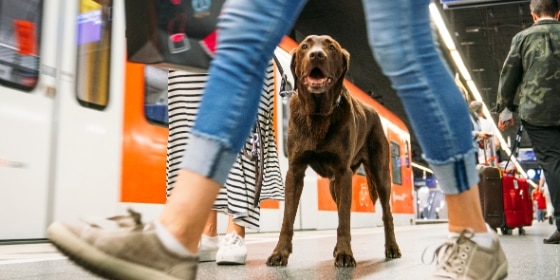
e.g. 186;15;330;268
386;126;415;222
0;0;59;240
50;0;125;223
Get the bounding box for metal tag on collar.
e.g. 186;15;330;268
280;89;297;98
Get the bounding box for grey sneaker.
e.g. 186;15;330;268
47;210;198;280
429;229;507;280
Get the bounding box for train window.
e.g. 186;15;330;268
75;0;112;110
0;0;42;91
144;66;169;126
390;141;402;185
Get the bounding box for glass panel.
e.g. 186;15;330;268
76;0;112;109
391;141;402;185
0;0;42;91
144;66;169;126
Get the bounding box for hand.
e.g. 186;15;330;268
498;108;514;130
477;132;490;139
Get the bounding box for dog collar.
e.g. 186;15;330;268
334;95;341;107
280;89;297;98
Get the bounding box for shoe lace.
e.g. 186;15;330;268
222;233;244;248
107;208;145;230
422;229;475;277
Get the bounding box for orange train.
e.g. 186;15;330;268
0;0;414;241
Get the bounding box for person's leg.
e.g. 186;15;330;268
226;215;246;238
199;211;220;262
522;121;560;241
362;0;484;232
362;0;506;278
544;185;555;224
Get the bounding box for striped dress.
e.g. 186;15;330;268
165;62;284;230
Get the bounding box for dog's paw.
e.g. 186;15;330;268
266;252;290;266
334;253;356;267
385;243;402;259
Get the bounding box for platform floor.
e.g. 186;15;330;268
0;221;559;279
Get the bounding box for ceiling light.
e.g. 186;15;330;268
466;26;480;33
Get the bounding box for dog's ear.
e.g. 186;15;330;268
341;48;350;76
290;49;298;90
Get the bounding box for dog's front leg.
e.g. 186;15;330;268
266;166;305;266
332;169;356;267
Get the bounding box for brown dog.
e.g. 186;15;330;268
266;35;401;267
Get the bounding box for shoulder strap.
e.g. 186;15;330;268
272;55;295;97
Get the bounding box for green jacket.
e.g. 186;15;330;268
496;19;560;126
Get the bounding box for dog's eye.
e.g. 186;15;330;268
301;44;308;49
328;45;335;51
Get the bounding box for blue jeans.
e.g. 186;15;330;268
181;0;308;184
362;0;478;194
182;0;479;194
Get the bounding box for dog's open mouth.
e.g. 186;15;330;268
303;67;333;92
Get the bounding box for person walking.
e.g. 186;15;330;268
533;185;547;222
47;0;507;279
496;0;560;244
540;172;556;224
165;64;284;265
469;101;498;166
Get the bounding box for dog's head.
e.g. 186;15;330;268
290;35;350;115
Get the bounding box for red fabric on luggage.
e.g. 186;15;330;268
502;174;533;228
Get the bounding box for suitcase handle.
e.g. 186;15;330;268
503;124;523;175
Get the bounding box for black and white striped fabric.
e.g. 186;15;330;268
165;62;284;230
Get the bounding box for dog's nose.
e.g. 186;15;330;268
309;50;325;60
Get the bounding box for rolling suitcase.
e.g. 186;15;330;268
478;124;532;234
501;173;533;235
477;165;504;231
499;124;532;235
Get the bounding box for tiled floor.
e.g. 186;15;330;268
1;221;558;279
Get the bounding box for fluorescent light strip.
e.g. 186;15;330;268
428;3;528;179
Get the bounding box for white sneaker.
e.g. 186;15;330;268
216;232;247;265
199;234;219;262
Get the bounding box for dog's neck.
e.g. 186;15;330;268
310;94;342;117
285;89;342;115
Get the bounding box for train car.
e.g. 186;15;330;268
0;0;413;241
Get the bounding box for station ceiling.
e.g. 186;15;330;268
290;0;533;167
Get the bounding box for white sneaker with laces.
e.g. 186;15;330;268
198;234;219;262
216;232;247;265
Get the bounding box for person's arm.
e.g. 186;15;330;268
496;34;523;130
496;34;523;113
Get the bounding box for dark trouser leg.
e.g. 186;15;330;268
522;121;560;230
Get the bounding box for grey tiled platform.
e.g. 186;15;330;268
0;221;558;279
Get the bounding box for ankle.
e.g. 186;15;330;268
154;220;195;257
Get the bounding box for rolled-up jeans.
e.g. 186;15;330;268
363;0;478;194
182;0;479;195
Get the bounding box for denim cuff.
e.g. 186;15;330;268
179;132;238;186
424;149;480;195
